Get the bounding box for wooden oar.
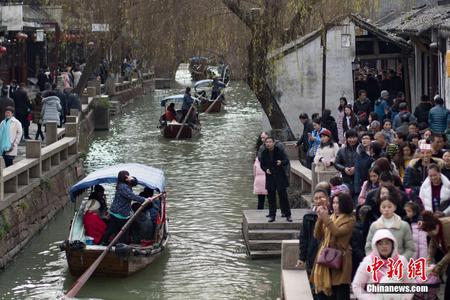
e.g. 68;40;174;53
65;193;164;298
175;103;195;140
204;91;224;114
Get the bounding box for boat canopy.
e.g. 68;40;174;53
193;79;226;91
69;163;166;201
160;94;199;107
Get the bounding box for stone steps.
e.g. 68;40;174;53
248;229;299;240
242;209;308;259
248;239;283;251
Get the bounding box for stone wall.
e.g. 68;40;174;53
0;161;83;268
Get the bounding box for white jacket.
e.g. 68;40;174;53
1;116;22;156
313;142;340;172
419;174;450;216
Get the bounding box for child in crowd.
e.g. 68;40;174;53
352;229;413;300
403;201;427;260
329;176;350;198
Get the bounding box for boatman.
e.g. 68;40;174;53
211;77;221;100
182;87;196;125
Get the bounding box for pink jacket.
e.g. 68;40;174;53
352;229;413;300
357;180;377;206
253;157;267;195
410;222;428;260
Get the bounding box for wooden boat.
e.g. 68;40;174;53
188;56;210;81
159;94;202;139
194;79;226;113
63;163;169;277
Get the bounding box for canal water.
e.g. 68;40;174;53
0;81;281;299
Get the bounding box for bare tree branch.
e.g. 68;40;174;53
221;0;254;28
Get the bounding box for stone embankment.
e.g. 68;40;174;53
0;72;155;268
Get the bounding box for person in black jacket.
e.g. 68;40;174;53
321;109;339;142
260;136;292;222
335;129;359;196
353;90;372;126
296;188;328;276
413;95;432;129
11;83;32;139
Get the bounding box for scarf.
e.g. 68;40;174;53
0;118;11;153
312;214;340;296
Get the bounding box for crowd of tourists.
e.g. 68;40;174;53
0;72;82;167
254;88;450;299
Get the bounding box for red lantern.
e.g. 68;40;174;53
0;46;7;56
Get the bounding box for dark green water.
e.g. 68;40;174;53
0;81;281;299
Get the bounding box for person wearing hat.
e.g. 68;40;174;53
0;106;22;167
313;128;340;172
83;199;107;245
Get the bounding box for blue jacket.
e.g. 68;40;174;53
428;105;450;134
182;93;194;111
110;183;147;218
374;98;389;120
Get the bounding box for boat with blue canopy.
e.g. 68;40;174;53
159;94;201;139
62;163;169;277
193;79;226;113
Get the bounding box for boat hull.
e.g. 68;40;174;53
199;100;222;113
160;124;201;139
66;247;160;277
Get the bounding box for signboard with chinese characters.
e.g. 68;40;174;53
92;24;109;32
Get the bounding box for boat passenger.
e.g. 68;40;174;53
88;184;108;218
140;187;160;225
100;171;153;245
130;201;154;243
164;103;176;122
83;199;107;245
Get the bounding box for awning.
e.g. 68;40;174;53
69;163;166;201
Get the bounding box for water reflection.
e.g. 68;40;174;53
0;82;280;300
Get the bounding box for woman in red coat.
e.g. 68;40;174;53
83;199;107;244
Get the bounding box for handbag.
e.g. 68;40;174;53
317;247;343;269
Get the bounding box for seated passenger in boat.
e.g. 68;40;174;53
88;184;108;219
140;187;160;225
164;103;176;122
130;200;154;243
83;199;107;245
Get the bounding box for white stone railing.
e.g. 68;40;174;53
0;118;79;208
